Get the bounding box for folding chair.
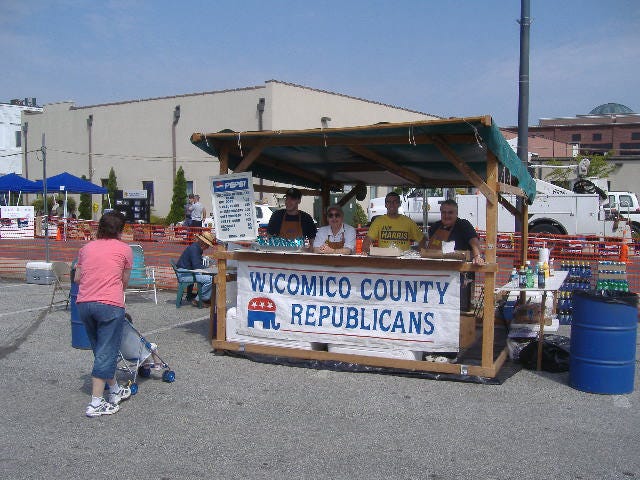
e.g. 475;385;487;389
125;244;158;304
171;260;204;308
50;261;72;310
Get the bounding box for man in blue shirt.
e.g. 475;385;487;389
176;231;215;306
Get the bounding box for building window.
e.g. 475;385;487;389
142;181;154;206
571;134;581;142
592;133;602;141
15;131;22;148
632;132;640;140
186;181;194;196
620;143;640;155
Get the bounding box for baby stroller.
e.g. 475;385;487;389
116;313;175;395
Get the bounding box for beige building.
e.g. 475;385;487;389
21;80;438;219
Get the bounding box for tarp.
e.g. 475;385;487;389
191;116;537;202
0;173;41;193
34;172;107;194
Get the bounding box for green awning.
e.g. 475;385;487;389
191;116;536;202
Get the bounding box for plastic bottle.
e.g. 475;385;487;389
526;263;534;288
537;264;546;288
549;258;555;276
510;267;518;284
518;266;527;288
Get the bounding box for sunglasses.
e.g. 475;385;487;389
327;213;342;218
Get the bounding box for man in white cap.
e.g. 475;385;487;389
176;231;215;306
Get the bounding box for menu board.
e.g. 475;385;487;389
211;172;257;242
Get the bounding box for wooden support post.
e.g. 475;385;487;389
482;152;499;369
218;146;229;175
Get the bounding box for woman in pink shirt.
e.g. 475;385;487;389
75;212;133;417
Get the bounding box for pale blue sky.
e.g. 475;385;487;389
1;0;638;127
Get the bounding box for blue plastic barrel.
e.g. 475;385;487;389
70;282;91;349
570;290;637;394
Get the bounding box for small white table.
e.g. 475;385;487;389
496;270;568;370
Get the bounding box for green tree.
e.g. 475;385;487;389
78;175;92;219
102;168;118;211
166;166;188;225
585;152;616;178
351;202;368;228
545;152;616;189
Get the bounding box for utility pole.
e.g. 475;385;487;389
172;105;180;180
22;122;29;204
42;133;49;263
87;115;93;181
516;0;531;266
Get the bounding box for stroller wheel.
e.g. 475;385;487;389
162;370;176;383
130;383;139;395
138;366;152;378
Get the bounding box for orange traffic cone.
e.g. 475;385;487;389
56;224;62;241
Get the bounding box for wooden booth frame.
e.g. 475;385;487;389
191;116;537;379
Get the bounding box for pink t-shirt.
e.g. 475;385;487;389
76;239;133;307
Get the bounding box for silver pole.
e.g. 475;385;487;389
42;133;49;263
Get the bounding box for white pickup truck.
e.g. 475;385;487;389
368;188;446;225
368;180;637;237
604;191;640;234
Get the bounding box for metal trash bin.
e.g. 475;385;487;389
570;290;638;394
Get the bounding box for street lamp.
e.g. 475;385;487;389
172;105;180;180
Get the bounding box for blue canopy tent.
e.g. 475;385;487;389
34;172;107;217
34;172;107;195
33;172;108;245
0;173;41;205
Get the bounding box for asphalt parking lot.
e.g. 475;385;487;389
0;279;638;480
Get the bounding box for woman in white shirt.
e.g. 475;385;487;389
313;205;357;255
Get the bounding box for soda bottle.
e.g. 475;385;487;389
538;267;546;289
526;263;534;288
519;266;527;288
510;267;518;284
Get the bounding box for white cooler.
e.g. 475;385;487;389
26;261;55;285
225;307;314;350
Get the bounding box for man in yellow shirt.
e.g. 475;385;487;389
362;191;426;254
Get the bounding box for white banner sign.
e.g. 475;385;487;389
236;259;461;351
123;190;148;199
0;206;35;238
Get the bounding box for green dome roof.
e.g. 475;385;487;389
589;103;634;115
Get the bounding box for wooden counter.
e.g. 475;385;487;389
210;249;505;378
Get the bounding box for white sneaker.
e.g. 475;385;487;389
108;385;132;405
86;399;120;417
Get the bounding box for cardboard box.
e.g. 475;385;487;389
369;246;402;257
460;312;477;349
25;261;55;285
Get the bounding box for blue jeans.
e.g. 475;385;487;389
177;271;212;301
77;302;125;380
